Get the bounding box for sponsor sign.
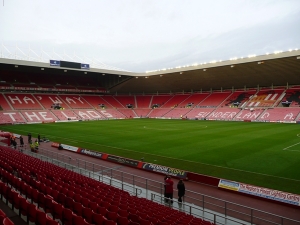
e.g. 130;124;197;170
142;163;187;179
50;60;60;66
218;179;240;191
107;155;139;167
218;179;300;206
239;183;300;206
51;142;60;148
60;144;78;152
81;63;90;70
80;149;102;158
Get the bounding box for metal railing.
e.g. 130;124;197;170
22;146;300;225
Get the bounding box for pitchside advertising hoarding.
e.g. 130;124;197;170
218;179;300;206
142;163;187;179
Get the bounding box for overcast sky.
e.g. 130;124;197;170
0;0;299;72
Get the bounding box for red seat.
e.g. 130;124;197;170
73;214;90;225
92;211;105;225
97;206;108;216
52;202;63;221
72;201;83;216
36;210;50;225
81;197;91;207
27;203;39;223
103;219;117;225
139;218;152;225
62;208;74;225
57;192;66;205
106;211;118;222
117;216;129;225
108;205;119;213
82;207;93;223
2;217;14;225
118;209;128;218
64;196;74;209
128;214;140;223
89;201;99;212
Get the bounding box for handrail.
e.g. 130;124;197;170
23;146;300;225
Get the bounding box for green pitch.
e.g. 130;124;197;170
1;119;300;194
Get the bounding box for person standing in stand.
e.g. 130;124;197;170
165;176;174;204
177;179;185;203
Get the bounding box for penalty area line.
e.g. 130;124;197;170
282;133;300;151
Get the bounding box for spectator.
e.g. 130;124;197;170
28;133;32;143
30;140;35;152
177;179;186;203
165;176;174;204
164;175;168;200
19;136;24;147
34;139;39;152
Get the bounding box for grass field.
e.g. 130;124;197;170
1;119;300;194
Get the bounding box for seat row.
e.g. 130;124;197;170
0;146;214;225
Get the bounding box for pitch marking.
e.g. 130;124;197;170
283;133;300;152
2;126;299;182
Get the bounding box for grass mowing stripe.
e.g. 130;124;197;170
1;119;300;194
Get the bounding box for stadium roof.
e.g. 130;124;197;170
0;49;299;93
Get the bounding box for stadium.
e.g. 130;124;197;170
0;47;300;225
1;1;300;224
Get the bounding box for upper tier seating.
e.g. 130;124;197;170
0;94;12;110
220;90;257;108
135;96;152;108
58;95;92;109
162;95;191;108
197;92;232;107
81;96;110;109
4;94;43;110
257;108;300;121
28;74;56;86
151;95;173;108
177;93;210;108
245;89;284;107
33;94;69;109
281;88;300;107
113;96;135;108
1;71;30;84
100;96;124;108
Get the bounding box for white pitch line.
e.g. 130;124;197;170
282;133;300;151
2;126;299;182
283;142;300;151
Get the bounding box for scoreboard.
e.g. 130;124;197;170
50;60;90;70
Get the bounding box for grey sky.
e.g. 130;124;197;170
0;0;299;72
